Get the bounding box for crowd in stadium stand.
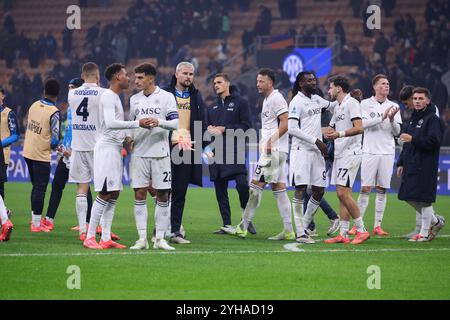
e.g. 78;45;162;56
0;0;449;143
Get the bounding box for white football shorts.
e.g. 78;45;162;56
93;144;123;192
252;151;287;184
289;149;326;187
331;154;362;188
129;155;172;190
361;153;395;189
69;150;94;183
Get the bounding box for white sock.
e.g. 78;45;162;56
340;220;350;237
155;201;170;239
353;216;367;233
303;196;321;235
134;200;148;240
0;195;8;224
101;199;117;242
292;197;304;236
273;189;293;232
76;194;88;233
374;190;387;228
357;192;370;219
241;184;263;230
46;217;54;223
420;206;438;237
86;197;108;239
32;213;41;227
414;211;422;233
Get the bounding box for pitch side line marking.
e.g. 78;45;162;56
1;247;450;257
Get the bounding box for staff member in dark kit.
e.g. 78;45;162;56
397;87;446;242
165;61;206;244
205;73;255;234
23;78;61;233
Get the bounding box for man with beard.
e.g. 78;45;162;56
324;75;370;245
165;62;206;244
288;71;334;243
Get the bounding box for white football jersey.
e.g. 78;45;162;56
261;89;289;153
129;87;178;158
330;94;362;159
288;92;332;151
361;97;402;155
68;83;106;151
97;89;140;147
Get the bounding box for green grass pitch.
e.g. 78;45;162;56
0;182;449;300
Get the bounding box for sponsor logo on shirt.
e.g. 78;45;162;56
307;108;321;116
135;107;161;115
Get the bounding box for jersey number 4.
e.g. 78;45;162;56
76;97;90;121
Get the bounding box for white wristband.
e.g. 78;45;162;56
339;131;346;138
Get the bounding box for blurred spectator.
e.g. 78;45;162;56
373;32;390;63
334;21;346;46
382;0;396;17
3;11;16;35
45;32;57;59
278;0;296;19
350;0;362;18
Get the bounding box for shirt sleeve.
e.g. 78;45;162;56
50;111;61;148
288;98;300;120
102;93;139;130
273;93;288;118
349;99;362;121
1;110;20;147
63;109;72;148
158;94;179;131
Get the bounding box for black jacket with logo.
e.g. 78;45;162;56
397;104;445;203
205;86;252;181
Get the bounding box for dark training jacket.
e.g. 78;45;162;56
205;86;252;181
397;104;445;203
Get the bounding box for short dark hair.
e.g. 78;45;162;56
413;87;431;99
44;78;60;97
214;73;230;82
82;62;99;77
372;74;388;86
134;63;157;76
329;75;350;93
399;85;414;101
0;86;4;95
105;63;125;81
258;68;276;83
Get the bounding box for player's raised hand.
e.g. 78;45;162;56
315;139;329;159
382;106;393;121
178;136;195;151
388;105;400;122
